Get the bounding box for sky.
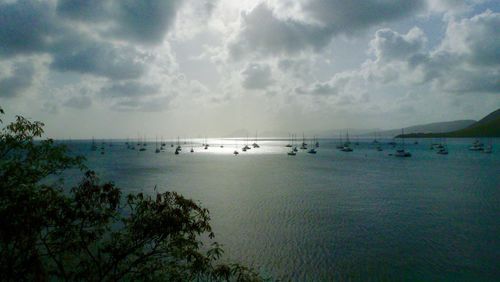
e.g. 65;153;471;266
0;0;499;139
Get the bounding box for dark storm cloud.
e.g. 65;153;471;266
112;0;183;45
0;0;55;56
50;38;146;80
241;63;274;90
57;0;184;45
230;1;426;58
0;61;36;98
99;81;172;112
56;0;109;21
0;0;186;80
303;0;425;33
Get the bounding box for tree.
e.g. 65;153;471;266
0;107;264;281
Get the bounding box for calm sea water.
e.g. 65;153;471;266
61;138;499;281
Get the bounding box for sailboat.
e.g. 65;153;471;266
285;133;293;148
155;136;160;153
130;136;137;150
300;133;307;150
204;137;209;150
188;139;194;153
174;137;181;155
292;134;298;152
341;130;353;152
91;137;97;151
252;132;260;148
374;132;383;151
436;138;448;155
437;146;448;155
308;137;317;154
307;147;317;154
483;138;493;154
287;135;297;155
129;137;135;150
138;136;146;151
336;132;344;149
469;139;484;151
176;137;182;151
376;134;383;151
233;140;239;155
242;135;251;151
394;129;411;157
160;136;166;151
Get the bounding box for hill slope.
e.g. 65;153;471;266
366;120;476;137
398;109;500;138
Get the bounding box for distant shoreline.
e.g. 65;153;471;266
396;133;499;138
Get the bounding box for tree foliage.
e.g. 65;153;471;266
0;107;264;281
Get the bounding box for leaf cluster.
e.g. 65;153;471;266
0;107;264;281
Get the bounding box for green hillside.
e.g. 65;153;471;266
398;108;500;138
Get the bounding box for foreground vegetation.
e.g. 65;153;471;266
0;107;264;281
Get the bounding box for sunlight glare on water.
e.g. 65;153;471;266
62;138;500;281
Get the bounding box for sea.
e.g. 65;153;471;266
59;138;499;281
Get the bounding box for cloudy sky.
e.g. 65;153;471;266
1;0;499;138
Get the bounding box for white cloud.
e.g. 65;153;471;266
227;1;426;59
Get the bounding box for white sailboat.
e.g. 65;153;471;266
469;139;484;151
341;130;353;152
308;137;317;154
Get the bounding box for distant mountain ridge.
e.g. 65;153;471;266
397;108;500;138
366;120;476;138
